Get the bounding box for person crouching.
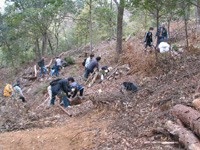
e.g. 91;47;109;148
47;78;71;108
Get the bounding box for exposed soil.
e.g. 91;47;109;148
0;111;111;150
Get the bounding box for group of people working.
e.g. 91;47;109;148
48;77;84;108
38;56;63;77
144;23;170;53
3;81;26;102
42;53;102;108
3;52;103;108
3;24;171;107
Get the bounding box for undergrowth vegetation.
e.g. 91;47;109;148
64;56;75;66
121;39;157;76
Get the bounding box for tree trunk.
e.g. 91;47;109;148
33;45;37;60
168;18;171;39
55;33;59;53
188;2;191;20
156;10;159;47
0;55;4;66
155;10;160;63
197;0;200;25
85;34;88;46
184;17;189;47
116;0;125;54
48;38;54;55
144;10;147;30
77;36;79;47
36;38;41;58
81;35;83;46
184;2;190;48
172;104;200;138
89;0;93;54
42;32;48;56
5;41;14;67
166;120;200;150
110;0;114;37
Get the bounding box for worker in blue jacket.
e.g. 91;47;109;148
68;77;84;99
155;23;168;45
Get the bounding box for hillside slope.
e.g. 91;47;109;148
0;22;200;149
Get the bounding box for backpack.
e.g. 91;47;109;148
50;78;62;86
62;62;67;67
122;82;138;92
82;59;86;66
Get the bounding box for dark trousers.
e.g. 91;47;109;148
145;41;152;48
80;89;84;97
20;96;25;102
50;92;56;105
84;68;93;79
55;66;60;76
40;67;47;77
50;92;69;107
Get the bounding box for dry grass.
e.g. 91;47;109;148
121;38;157;76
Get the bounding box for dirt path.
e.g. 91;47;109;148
0;111;111;150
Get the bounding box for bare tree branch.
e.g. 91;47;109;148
113;0;119;8
189;0;200;8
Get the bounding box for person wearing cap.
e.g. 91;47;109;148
155;23;168;45
84;56;101;79
68;77;84;99
144;27;154;52
38;57;47;77
55;56;63;77
47;78;71;108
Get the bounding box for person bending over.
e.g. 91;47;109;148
68;77;84;99
47;78;71;108
84;56;101;79
13;84;26;102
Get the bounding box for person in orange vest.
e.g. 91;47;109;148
3;84;13;97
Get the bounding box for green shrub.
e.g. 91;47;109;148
172;43;178;51
64;56;75;66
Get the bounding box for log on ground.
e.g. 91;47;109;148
192;98;200;111
172;104;200;138
166;120;200;150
